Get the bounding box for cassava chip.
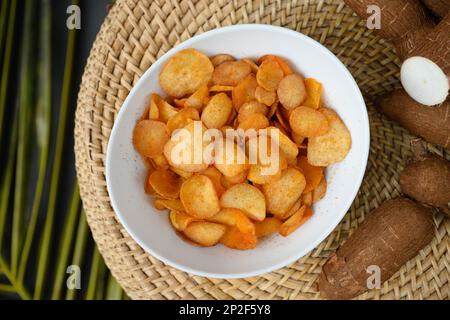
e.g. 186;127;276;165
238;113;269;131
302;192;312;207
303;78;323;109
159;48;213;98
209;208;255;234
232;73;258;110
169;210;197;231
201;166;226;197
242;58;259;73
221;169;248;185
256;59;284;92
265;127;298;165
164;121;210;172
210;53;235;67
307;108;351;166
214;140;249;177
220;227;257;250
220;183;266;221
166;107;199;134
212;60;252;86
289;106;329;137
258;55;293;76
154;198;185;212
312;174;327;203
263;167;306;217
277;74;307;109
149;169;183;199
148;94;160;120
279;205;313;236
255;86;277;106
201;93;233;129
237;101;268;123
255;217;282;238
184;222;226;246
297;156;324;193
152;154;170;169
209;85;234;92
180;175;221;218
185;84;209;110
170;166;193;179
158;99;179;123
133;120;169;158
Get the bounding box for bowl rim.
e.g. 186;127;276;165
105;24;370;279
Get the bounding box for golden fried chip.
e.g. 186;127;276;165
149;169;183;199
163;121;210;173
210;53;235;67
154;198;186;212
256;59;284;92
289;106;329;137
220;183;266;221
180;175;221;218
214;140;249;177
201;166;226;197
307;108;351;166
159;48;213;98
238;113;269;131
148;94;160;120
277;74;307;109
209;85;234;92
166;107;199;134
263;167;306;217
185;84;209;110
133;120;169;158
169;210;197;231
212;60;252;86
220;227;257;250
279;205;313;236
302;78;323;109
297;156;324;193
237;101;268;123
201;93;233;129
232;73;258;110
255;217;282;238
255;86;277;106
258;55;293;76
184;222;227;246
312;174;327;203
209;208;255;234
242;58;259;73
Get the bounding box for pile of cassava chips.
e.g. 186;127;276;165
133;48;351;250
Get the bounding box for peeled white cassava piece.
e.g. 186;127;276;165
401;56;449;106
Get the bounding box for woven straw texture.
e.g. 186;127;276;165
74;0;450;300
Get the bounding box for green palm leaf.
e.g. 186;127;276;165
0;0;125;300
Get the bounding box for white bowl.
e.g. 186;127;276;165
106;24;369;279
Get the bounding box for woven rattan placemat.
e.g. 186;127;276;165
74;0;450;299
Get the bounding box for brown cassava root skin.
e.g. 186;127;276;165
378;89;450;149
344;0;433;41
421;0;450;18
400;155;450;215
396;13;450;73
319;198;434;300
344;1;449;73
